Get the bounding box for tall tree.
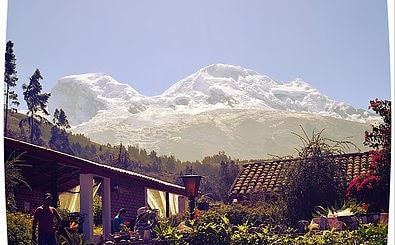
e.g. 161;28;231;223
149;150;162;172
218;160;239;202
49;108;73;154
4;40;20;136
20;69;51;144
114;143;131;169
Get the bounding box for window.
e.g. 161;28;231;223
146;188;182;216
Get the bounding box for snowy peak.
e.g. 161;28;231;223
161;64;371;121
46;64;375;161
48;73;145;124
59;73;144;100
49;64;373;126
161;64;280;110
163;64;277;96
199;63;261;80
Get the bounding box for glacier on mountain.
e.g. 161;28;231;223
49;64;372;126
47;64;374;161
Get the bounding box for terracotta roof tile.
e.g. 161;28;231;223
229;152;372;199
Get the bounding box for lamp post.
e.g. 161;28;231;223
180;175;202;220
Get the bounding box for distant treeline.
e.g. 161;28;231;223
5;110;241;202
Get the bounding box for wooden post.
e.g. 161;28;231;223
51;164;59;208
165;192;170;218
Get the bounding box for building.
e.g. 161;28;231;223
229;152;372;202
4;137;187;241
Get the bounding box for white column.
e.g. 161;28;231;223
102;177;112;239
80;173;94;241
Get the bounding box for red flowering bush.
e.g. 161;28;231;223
346;172;379;204
347;99;391;212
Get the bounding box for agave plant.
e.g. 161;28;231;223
313;199;366;218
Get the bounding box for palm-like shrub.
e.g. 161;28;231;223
5;151;31;211
282;127;355;226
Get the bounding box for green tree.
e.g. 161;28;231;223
4;40;20;136
218;160;239;202
202;151;231;165
162;155;178;172
115;143;130;169
149;150;162;172
49;108;73;154
282;127;354;226
20;69;51;144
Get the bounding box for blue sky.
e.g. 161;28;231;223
4;0;392;110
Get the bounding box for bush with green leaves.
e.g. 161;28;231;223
231;224;288;245
7;211;33;245
282;127;355;226
138;207;387;244
291;224;387;245
190;203;387;244
229;223;387;245
153;216;188;244
196;201;286;228
93;195;102;226
189;216;232;245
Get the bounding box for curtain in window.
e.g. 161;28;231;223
147;188;181;216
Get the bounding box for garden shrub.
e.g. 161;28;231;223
7;211;33;245
268;224;387;245
153;216;185;242
189;216;232;245
355;223;388;244
282;127;353;226
231;224;387;245
191;208;388;245
93;195;102;226
231;224;288;245
196;202;285;228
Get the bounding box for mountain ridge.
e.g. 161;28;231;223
47;64;374;161
49;64;373;126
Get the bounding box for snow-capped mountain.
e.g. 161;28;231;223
48;64;374;161
49;73;145;125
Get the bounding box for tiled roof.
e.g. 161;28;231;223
229;152;372;198
4;137;185;194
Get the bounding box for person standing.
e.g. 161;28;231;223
113;208;127;232
32;193;62;245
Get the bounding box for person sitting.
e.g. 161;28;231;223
134;206;158;240
113;208;127;233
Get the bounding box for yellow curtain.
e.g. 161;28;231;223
59;182;101;212
147;189;181;216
